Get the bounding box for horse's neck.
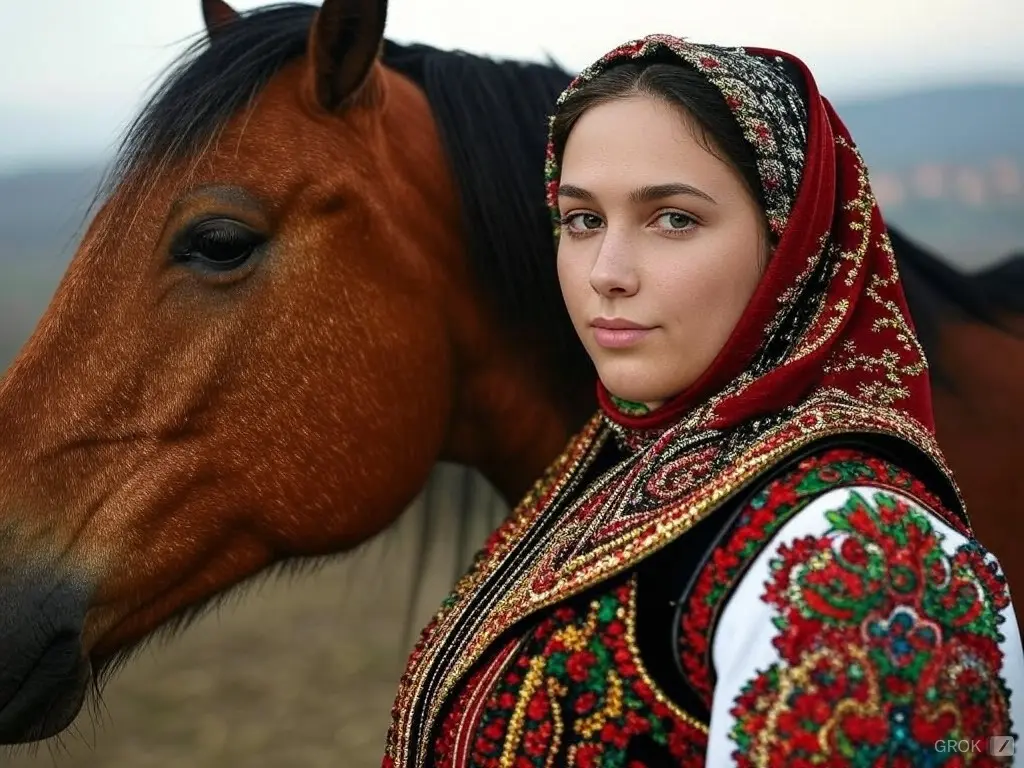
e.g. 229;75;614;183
441;352;584;505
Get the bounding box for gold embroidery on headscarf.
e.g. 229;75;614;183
819;139;929;406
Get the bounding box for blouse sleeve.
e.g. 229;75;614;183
704;484;1024;766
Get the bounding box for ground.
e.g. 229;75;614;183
8;469;498;768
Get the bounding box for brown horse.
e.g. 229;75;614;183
0;0;1021;747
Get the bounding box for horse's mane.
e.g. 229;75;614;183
972;251;1024;315
111;4;314;186
382;40;594;416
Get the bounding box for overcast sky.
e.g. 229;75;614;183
1;0;1022;172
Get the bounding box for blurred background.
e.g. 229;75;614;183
2;0;1023;765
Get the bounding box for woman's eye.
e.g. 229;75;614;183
654;212;696;230
564;213;604;232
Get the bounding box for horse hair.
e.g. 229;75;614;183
973;251;1024;315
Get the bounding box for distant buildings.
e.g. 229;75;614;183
871;156;1023;209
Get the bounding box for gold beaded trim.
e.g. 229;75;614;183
622;575;709;734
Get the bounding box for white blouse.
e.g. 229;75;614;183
705;485;1024;766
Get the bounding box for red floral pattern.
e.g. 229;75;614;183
677;448;964;705
433;581;708;767
728;484;1013;766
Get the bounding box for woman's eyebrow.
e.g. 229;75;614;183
629;182;717;205
556;182;717;205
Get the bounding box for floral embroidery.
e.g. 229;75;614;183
433;580;708;767
677;448;962;705
728;488;1013;766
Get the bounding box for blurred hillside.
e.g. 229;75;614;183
837;84;1024;260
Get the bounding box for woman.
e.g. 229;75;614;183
384;35;1024;766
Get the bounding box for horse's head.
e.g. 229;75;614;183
0;0;539;743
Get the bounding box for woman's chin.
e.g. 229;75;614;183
597;365;681;409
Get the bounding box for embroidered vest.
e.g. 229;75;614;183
385;439;978;767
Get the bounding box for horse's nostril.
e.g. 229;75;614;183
0;633;79;707
0;574;91;745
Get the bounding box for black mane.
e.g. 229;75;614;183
382;40;593;415
973;251;1024;315
112;4;316;184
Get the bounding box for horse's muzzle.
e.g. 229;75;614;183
0;572;91;744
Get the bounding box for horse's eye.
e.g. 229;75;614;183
172;219;265;272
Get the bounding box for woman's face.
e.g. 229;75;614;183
556;94;767;408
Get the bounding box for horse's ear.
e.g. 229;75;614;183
306;0;388;112
202;0;240;38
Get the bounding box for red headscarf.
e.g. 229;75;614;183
544;35;958;504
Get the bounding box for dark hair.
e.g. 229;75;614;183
549;59;766;214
